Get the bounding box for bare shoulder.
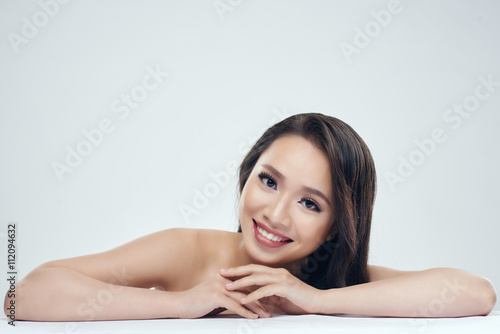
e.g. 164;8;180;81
151;228;238;289
367;264;415;282
188;228;241;264
40;228;234;290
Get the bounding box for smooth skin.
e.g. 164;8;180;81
4;135;497;321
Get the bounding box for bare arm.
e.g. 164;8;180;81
4;228;265;321
4;228;187;321
8;266;183;321
317;266;497;317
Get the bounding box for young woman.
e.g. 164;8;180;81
4;113;496;321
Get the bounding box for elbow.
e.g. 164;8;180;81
476;277;497;316
462;274;497;317
441;269;496;317
3;264;52;321
4;289;15;321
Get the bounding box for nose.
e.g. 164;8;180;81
263;192;292;229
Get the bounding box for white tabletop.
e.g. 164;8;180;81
3;311;500;334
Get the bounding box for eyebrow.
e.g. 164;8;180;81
260;163;331;207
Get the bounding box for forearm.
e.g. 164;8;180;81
317;268;496;317
4;266;182;321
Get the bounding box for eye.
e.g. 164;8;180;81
299;198;321;213
258;172;277;190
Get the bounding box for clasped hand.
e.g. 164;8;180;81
220;264;322;317
177;264;321;319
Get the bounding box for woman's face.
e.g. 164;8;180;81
239;135;334;266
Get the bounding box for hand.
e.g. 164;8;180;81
175;273;271;319
220;264;322;315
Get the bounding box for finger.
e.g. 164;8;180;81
256;296;282;309
221;295;259;319
225;288;271;318
226;273;280;291
241;284;286;305
243;300;272;318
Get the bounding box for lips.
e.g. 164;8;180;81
253;219;293;248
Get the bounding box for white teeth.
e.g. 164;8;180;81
256;225;287;242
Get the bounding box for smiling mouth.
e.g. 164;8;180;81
253;219;293;246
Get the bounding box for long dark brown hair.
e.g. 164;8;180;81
237;113;376;289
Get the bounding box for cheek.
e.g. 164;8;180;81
298;218;332;247
239;182;266;215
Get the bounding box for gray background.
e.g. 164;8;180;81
1;0;499;314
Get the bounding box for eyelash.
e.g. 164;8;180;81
258;172;277;189
257;172;322;213
300;197;322;213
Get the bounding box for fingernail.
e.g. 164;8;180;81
226;282;233;288
220;268;228;273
